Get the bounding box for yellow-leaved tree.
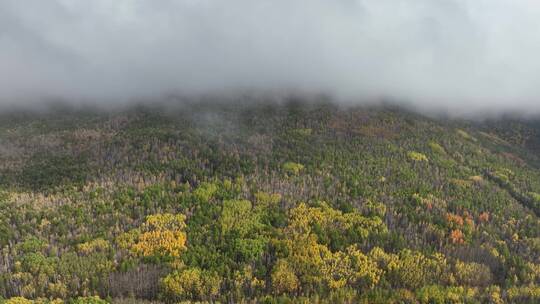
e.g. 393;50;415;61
119;213;187;258
161;267;222;301
272;202;386;295
271;259;299;295
322;246;382;290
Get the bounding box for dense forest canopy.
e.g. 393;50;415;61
0;100;540;303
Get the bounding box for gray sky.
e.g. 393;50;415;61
1;0;540;115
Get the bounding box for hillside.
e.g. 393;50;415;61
1;100;540;303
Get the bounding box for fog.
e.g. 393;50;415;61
1;0;540;115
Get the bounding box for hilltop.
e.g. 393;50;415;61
1;100;540;303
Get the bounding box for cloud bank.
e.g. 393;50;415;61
1;0;540;114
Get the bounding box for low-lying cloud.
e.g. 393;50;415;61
1;0;540;115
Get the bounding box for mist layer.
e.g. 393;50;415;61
1;0;539;114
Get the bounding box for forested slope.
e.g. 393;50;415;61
0;100;540;303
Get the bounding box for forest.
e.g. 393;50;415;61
0;99;540;303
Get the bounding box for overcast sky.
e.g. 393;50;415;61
1;0;539;114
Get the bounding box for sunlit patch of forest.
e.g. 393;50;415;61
1;99;540;303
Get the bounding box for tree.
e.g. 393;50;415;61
408;151;428;162
385;250;449;290
128;213;187;258
3;297;34;304
454;261;493;287
271;259;299;295
161;267;221;301
220;199;258;237
77;239;110;256
283;162;305;175
71;297;109;304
